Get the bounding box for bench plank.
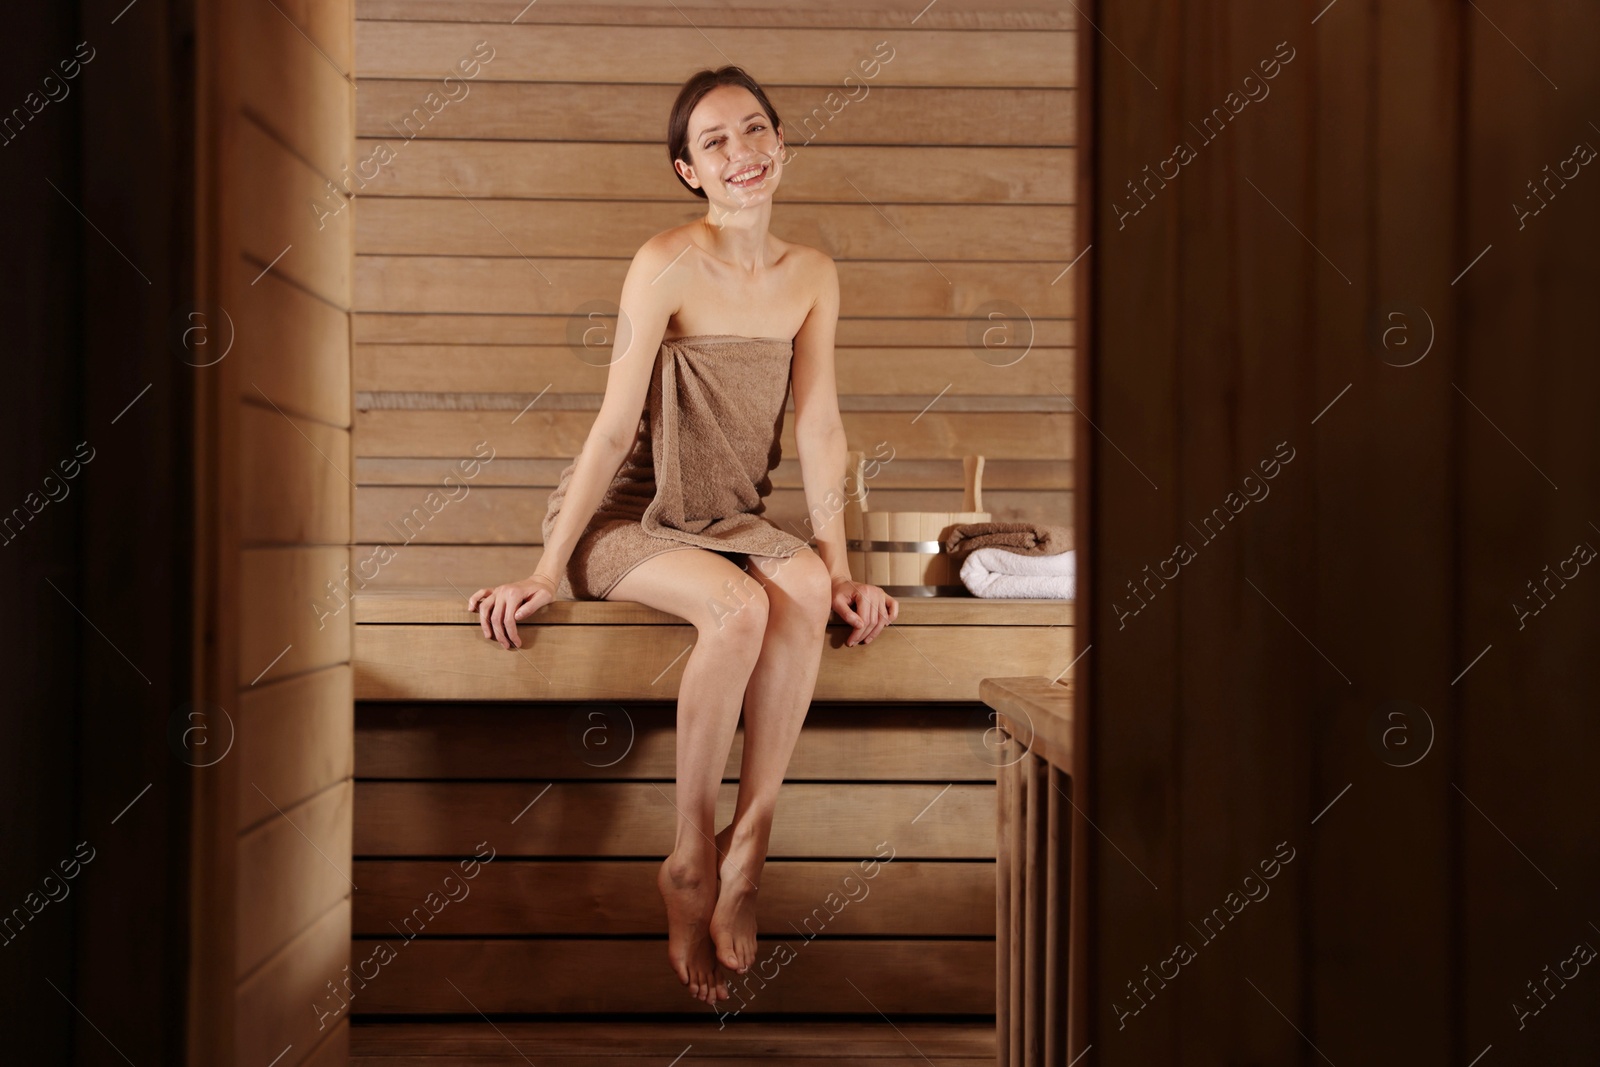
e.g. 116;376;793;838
357;703;999;781
345;938;992;1015
352;858;993;936
356;623;1072;701
354;781;994;858
356;588;1075;625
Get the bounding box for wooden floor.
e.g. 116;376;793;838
350;1021;996;1065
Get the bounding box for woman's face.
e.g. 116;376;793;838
681;84;783;208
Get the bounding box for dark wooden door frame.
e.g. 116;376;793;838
1077;0;1598;1063
1;1;199;1062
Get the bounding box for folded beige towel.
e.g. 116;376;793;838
943;521;1073;558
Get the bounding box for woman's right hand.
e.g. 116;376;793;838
466;575;558;650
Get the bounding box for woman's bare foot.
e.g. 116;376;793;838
714;960;744;1007
710;838;762;974
657;853;729;1004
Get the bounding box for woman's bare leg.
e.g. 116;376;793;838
708;548;833;973
604;546;770;1005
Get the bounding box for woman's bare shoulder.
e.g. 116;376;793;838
779;240;838;308
634;224;700;264
773;234;834;265
773;238;837;293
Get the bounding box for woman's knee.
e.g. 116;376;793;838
754;549;833;628
697;576;769;645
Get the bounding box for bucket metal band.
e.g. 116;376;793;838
879;584;970;596
847;538;946;553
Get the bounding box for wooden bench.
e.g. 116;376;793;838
349;590;1073;1017
980;676;1074;1066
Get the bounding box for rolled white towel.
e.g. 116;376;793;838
960;547;1075;599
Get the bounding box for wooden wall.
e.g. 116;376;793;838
191;0;357;1064
1082;0;1600;1062
348;0;1076;592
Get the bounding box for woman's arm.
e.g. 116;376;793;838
469;236;682;647
534;236;685;586
790;252;897;645
791;252;850;582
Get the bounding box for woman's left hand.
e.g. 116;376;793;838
831;577;898;646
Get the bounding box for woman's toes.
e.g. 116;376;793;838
711;880;760;974
718;942;741;972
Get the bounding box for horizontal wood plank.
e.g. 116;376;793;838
238;266;353;427
356;703;1001;780
353;342;1071;396
353;1053;993;1067
354;623;1074;701
354;409;1072;460
237;782;355;979
356;82;1073;147
241;401;352;545
346;542;530;589
353;314;1073;348
241;546;354;687
354;587;1074;625
351;858;993;935
354;781;994;857
358;0;1072;28
240;120;352;307
353;201;1073;259
235;897;351;1063
354;485;1070;544
355;456;1071;489
356;23;1072;87
359;394;1068;415
356;254;1071;319
347;1018;995;1057
344;937;992;1014
243;0;356;183
238;665;355;828
351;140;1070;203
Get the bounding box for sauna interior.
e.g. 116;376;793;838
188;0;1080;1063
14;0;1600;1064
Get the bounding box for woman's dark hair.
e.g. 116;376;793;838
667;66;783;200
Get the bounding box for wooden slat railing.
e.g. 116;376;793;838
981;676;1073;1067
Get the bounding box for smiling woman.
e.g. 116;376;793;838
665;66;787;202
467;63;901;1008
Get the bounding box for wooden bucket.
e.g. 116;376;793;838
842;450;990;596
